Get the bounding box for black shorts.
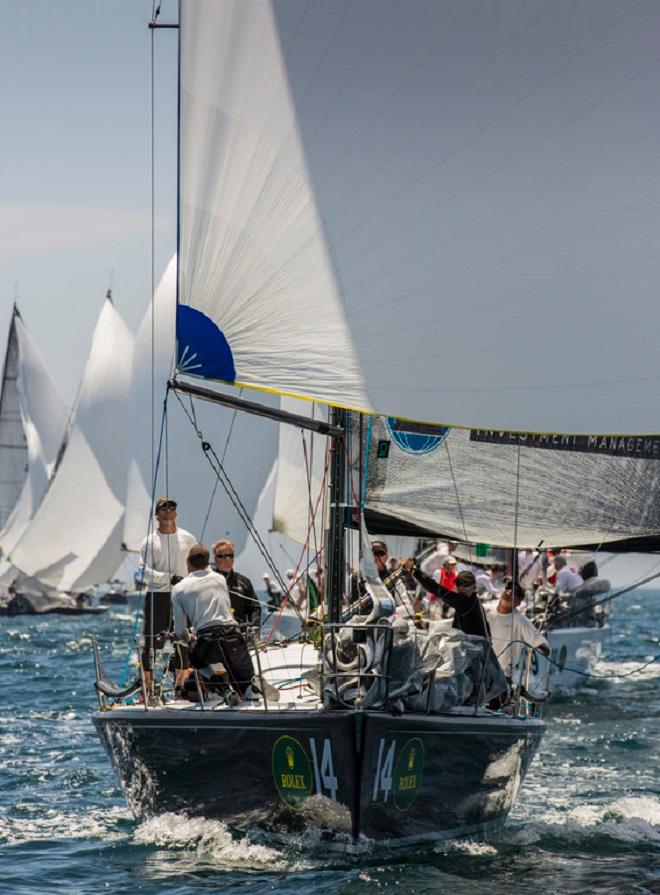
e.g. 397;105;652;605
141;591;189;672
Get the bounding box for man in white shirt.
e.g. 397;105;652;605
173;544;255;697
486;580;549;681
476;563;503;600
139;497;197;693
553;555;584;594
172;545;235;642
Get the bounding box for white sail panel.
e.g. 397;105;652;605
179;1;660;435
178;0;371;412
0;311;28;531
272;398;328;546
123;257;279;556
363;416;660;548
11;299;134;589
0;311;68;560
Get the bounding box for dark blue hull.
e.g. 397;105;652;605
93;707;543;850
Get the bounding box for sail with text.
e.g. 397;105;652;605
358;416;660;550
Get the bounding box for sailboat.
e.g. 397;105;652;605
6;294;135;605
93;1;660;851
0;304;78;613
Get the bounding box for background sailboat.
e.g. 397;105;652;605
10;295;134;594
0;305;69;594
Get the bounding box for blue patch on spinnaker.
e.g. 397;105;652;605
176;305;236;382
386;418;449;455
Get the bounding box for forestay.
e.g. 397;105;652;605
361;416;660;548
178;1;660;435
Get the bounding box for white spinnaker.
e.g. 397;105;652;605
123;256;279;556
0;310;68;563
11;299;134;590
180;1;660;435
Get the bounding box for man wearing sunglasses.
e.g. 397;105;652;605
404;560;491;640
139;497;197;693
212;539;261;630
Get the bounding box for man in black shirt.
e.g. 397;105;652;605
406;562;491;640
212;539;261;630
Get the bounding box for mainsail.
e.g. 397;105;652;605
0;307;68;565
0;308;29;533
11;297;134;590
178;1;660;436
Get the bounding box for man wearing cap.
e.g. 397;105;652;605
485;579;549;680
405;561;491;640
371;540;421;622
434;555;458;591
212;538;261;629
139;497;197;693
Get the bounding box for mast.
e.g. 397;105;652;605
326;407;346;624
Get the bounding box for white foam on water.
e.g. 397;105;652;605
0;805;130;845
133;813;312;872
507;795;660;846
594;657;660;681
436;839;498;857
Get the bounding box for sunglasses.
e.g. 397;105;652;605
373;550;388;558
215;552;234;559
157;502;177;511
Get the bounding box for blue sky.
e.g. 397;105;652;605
0;0;179;404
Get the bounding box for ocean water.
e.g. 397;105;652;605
0;591;658;895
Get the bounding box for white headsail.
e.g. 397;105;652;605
0;307;68;569
11;297;134;590
123;257;279;557
178;1;660;435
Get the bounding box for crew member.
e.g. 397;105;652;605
139;497;197;693
213;539;261;630
407;562;490;639
553;554;584;594
485;579;549;679
171;544;244;696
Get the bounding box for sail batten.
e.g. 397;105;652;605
178;1;660;435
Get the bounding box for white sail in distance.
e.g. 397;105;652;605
123;257;280;557
0;307;68;570
0;309;29;534
11;297;134;590
178;1;660;436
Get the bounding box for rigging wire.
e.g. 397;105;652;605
172;388;292;598
199;389;243;542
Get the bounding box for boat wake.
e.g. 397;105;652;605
132;814;313;872
504;795;660;849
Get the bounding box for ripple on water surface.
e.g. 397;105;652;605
0;594;658;894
